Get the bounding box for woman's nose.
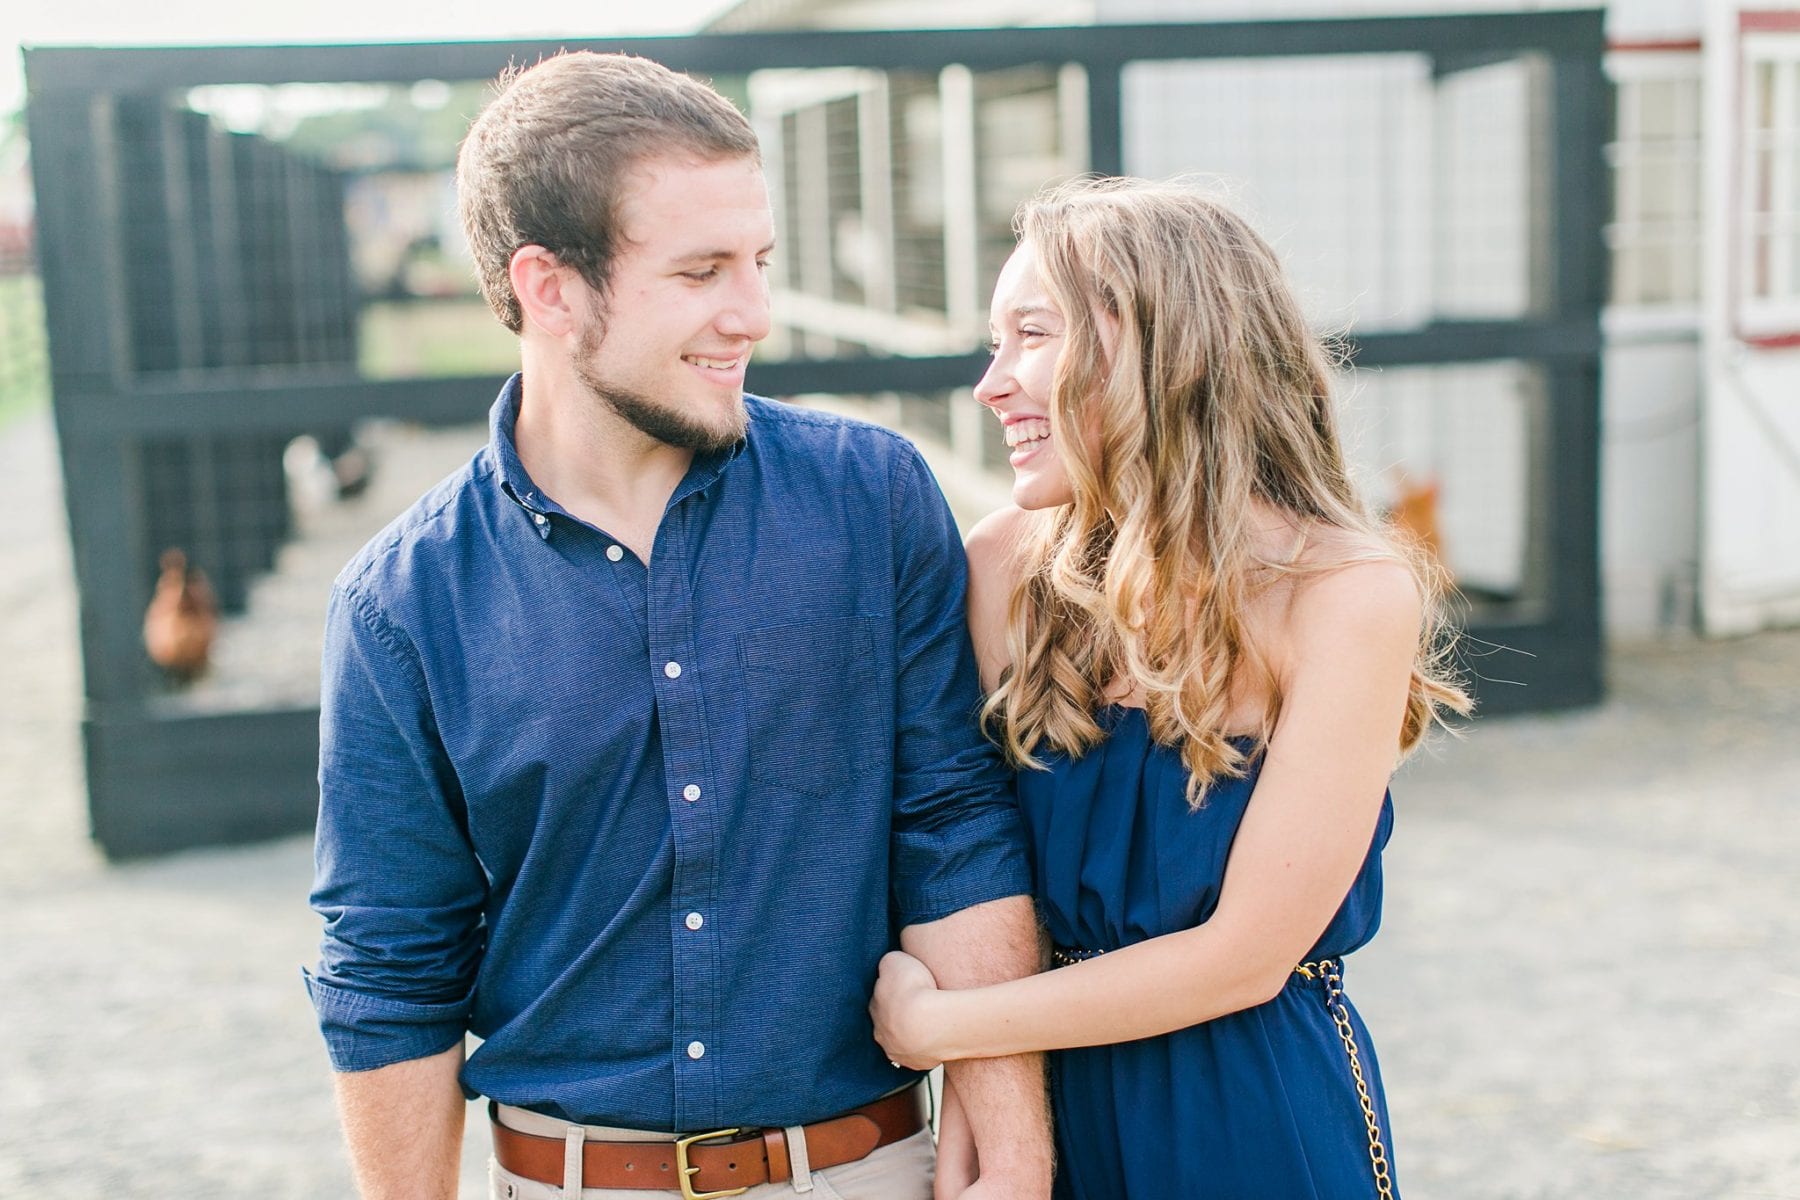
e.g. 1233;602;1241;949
973;358;1007;409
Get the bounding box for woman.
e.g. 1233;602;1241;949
869;178;1469;1199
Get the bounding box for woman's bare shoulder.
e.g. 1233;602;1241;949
1250;526;1422;680
1288;544;1423;653
964;506;1040;690
964;505;1038;586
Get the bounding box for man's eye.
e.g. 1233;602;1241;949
683;268;718;282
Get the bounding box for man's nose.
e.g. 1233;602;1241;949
718;269;771;342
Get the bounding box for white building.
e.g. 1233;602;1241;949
714;0;1800;641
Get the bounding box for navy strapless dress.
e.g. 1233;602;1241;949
1015;706;1399;1200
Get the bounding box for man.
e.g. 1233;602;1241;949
306;51;1051;1200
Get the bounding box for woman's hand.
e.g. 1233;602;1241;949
870;950;947;1070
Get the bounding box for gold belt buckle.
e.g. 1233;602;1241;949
674;1128;749;1200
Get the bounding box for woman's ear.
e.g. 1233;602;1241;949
509;245;582;338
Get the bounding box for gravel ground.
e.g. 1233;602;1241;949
2;406;1796;1199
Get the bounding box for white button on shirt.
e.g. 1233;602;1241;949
685;912;704;931
687;1041;705;1060
682;784;701;802
606;544;624;562
664;661;682;679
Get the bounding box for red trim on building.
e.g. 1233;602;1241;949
1607;38;1703;53
1741;10;1800;34
1741;330;1800;349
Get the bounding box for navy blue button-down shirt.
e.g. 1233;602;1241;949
306;376;1031;1130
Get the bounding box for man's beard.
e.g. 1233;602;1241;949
574;315;748;455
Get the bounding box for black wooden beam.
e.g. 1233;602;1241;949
49;315;1605;439
84;707;321;859
24;11;1605;94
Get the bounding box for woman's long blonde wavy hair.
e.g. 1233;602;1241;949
981;177;1470;805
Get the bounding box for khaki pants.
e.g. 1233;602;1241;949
488;1102;935;1200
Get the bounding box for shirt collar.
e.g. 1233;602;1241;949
486;373;748;539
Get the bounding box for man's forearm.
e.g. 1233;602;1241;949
903;896;1053;1195
334;1042;467;1200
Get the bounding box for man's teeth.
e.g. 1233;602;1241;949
685;355;739;370
1004;419;1052;448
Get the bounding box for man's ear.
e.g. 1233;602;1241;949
510;245;582;338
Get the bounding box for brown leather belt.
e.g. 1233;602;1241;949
490;1084;926;1198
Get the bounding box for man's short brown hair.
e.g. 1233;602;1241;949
456;52;761;333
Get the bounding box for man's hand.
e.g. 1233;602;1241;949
954;1180;1041;1200
932;1079;979;1200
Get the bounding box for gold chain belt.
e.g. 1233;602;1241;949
1293;958;1395;1200
1051;946;1395;1200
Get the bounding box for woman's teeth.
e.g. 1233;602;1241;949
1004;418;1052;448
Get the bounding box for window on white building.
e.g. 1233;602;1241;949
1741;34;1800;333
1605;52;1704;311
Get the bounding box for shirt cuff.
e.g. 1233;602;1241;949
303;967;471;1072
891;845;1034;928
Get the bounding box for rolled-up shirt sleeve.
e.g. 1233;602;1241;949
307;581;486;1072
886;447;1034;926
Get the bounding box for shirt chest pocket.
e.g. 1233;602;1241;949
737;616;883;799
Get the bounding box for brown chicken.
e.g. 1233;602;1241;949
143;548;219;682
1386;474;1450;582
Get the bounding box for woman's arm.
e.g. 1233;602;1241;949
872;559;1422;1066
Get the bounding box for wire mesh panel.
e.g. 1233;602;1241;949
24;12;1607;856
1110;45;1563;643
1344;362;1546;614
893;73;955;320
161;420;487;716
